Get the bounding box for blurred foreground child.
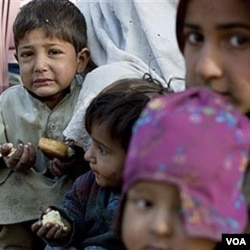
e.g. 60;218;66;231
116;88;250;250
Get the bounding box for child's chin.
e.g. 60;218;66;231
94;174;104;186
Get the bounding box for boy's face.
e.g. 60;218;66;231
122;181;216;250
183;0;250;113
16;28;89;106
84;124;125;188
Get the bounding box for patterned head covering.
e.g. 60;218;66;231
123;87;250;240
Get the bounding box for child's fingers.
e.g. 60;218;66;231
36;223;53;238
31;220;42;232
48;160;63;177
54;225;69;239
0;143;14;156
26;143;36;166
45;224;66;239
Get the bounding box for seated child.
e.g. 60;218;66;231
115;87;250;250
0;0;90;248
32;76;169;249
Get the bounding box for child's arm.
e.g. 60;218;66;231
32;172;93;247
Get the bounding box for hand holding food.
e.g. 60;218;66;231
38;137;75;160
0;143;36;171
42;210;68;232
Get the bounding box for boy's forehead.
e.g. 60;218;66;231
17;28;71;48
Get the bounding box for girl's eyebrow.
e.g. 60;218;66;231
92;138;110;151
217;23;250;30
183;23;201;30
184;22;250;30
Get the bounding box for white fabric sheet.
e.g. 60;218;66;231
63;0;185;150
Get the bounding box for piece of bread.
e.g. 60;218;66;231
7;146;16;157
42;210;67;231
38;137;75;160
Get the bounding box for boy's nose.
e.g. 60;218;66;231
33;53;48;72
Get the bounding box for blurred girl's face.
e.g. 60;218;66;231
121;181;216;250
183;0;250;113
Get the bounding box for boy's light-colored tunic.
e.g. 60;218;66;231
0;80;81;224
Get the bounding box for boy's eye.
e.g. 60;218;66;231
19;51;33;58
229;35;249;48
49;49;62;55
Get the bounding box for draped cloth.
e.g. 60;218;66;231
0;0;20;93
63;0;186;149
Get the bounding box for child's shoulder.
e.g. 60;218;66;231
0;85;25;99
73;170;102;199
74;170;96;189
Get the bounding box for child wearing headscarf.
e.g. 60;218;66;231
115;87;250;250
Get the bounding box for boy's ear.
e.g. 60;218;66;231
76;48;90;74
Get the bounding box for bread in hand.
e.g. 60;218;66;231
42;210;67;231
38;137;75;160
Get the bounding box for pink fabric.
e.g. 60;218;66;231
123;87;250;240
0;1;20;93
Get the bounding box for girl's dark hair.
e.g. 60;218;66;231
85;76;169;151
13;0;87;53
176;0;189;53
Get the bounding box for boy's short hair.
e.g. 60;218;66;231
85;77;169;151
13;0;87;52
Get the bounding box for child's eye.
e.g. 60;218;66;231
133;199;152;209
49;49;62;55
19;51;33;58
98;145;106;155
229;35;249;48
185;32;204;46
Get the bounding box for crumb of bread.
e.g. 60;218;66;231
67;147;75;157
7;147;16;157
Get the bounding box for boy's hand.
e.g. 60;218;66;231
48;141;88;177
31;208;71;240
0;143;36;172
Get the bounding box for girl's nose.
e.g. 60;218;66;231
195;44;223;83
150;209;173;237
84;145;96;164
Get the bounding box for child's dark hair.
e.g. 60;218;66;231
13;0;87;53
176;0;188;53
85;76;169;151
